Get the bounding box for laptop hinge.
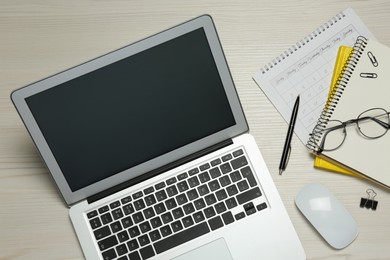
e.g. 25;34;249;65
87;138;233;204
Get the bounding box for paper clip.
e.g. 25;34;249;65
360;72;377;79
367;51;378;67
360;189;378;210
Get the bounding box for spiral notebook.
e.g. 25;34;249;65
253;8;374;145
307;36;390;189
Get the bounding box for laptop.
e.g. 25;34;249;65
11;15;305;260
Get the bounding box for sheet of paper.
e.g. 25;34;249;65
253;8;375;145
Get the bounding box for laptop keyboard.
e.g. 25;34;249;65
86;148;268;260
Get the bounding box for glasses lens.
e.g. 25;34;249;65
357;108;389;138
322;120;346;151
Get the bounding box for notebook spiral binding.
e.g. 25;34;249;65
259;11;346;74
306;36;368;152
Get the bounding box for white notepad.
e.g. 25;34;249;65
253;7;375;144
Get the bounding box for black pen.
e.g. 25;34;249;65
279;95;300;175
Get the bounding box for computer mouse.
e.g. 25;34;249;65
295;183;358;249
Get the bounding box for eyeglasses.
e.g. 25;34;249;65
310;107;390;153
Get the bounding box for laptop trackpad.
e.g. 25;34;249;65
172;238;233;260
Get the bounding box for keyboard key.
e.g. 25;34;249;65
225;197;238;209
101;213;113;225
230;171;242;182
155;190;167;201
128;251;141;260
98;205;110;214
194;198;206;210
121;216;133;228
233;149;244;157
140;245;155;259
197;184;210;196
192;211;205;223
154;203;166;214
199;163;210;171
90;217;102;229
102;248;116;260
143;186;155;195
165;198;177;210
241;166;258;187
127;239;139;251
226;184;239;196
112;208;124;220
172;207;184;219
219;175;231;187
209;167;221;179
205;193;217;205
256;202;268;211
210;158;221;167
237;179;249;192
235;212;246;221
87;210;98;219
236;187;262;205
203;206;216;218
160;225;172;237
123;203;134;215
138;234;150;247
161;212;173;224
154;222;210;254
222;154;232;162
116;243;128;256
128;226;141;238
166;177;177;186
182;216;194;228
121;196;132;205
98;235;118;251
176;194;188;205
144;194;156;206
188;176;200;188
117;256;127;260
143;207;155;219
110;200;121;209
231;156;248;170
132;212;144;224
117;230;130;243
177;181;189;192
214;202;227;214
222;211;235;225
186;189;199;200
140;221;152;234
132;191;143;200
166;185;178;197
134;199;146;211
208;215;224;231
155;181;166;190
150;216;163;229
220;163;232;174
198;171;211;183
171;220;184;232
188;168;199;176
94;225;111;240
244;202;257;216
110;221;122;233
149;230;161;242
177;172;188;180
208;180;220;192
183;203;195;215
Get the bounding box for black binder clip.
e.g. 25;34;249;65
360;189;378;210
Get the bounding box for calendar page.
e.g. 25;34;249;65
253;8;375;145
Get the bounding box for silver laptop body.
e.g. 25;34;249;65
11;15;305;260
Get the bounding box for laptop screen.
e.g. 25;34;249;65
25;28;235;192
12;15;248;205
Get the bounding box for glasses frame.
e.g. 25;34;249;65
314;107;390;153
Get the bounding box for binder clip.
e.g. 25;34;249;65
360;189;378;210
